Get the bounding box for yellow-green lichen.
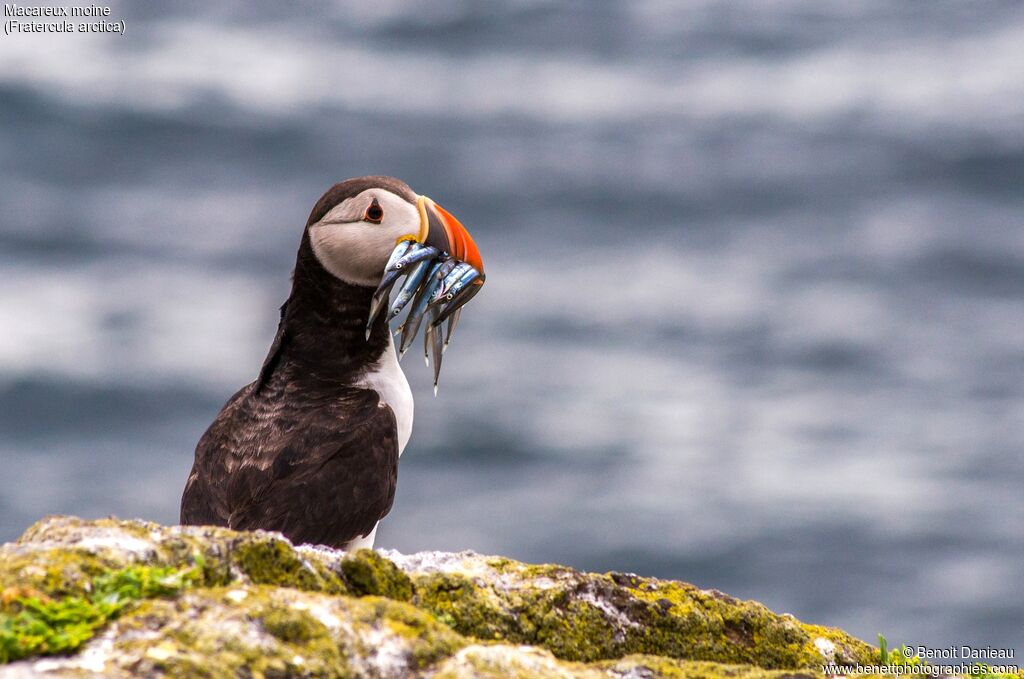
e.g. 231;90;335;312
340;548;413;601
622;578;874;668
412;570;640;662
0;548;114;596
99;586;463;678
487;558;573;581
414;572;518;640
257;601;347;674
231;536;345;594
107;587;351;679
361;596;466;668
409;563;873;669
260;604;331;643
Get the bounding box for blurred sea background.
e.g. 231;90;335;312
1;0;1022;655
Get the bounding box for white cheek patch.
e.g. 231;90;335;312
308;189;420;287
310;221;396;286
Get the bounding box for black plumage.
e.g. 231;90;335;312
180;177;414;548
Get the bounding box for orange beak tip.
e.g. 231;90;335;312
424;198;484;274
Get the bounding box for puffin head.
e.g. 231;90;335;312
305;175;483;288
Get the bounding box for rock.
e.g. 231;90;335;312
0;516;876;678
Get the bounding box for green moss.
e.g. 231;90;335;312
0;561;202;664
90;557;204;602
0;594;106;663
340;549;413;601
231;536;345;594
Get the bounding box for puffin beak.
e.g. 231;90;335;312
416;196;484;275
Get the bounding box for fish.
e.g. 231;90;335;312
389;258;435;320
398;260;446;356
366;238;484;389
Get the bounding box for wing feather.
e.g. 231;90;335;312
181;386;399;548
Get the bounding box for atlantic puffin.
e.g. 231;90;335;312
179;176;483;550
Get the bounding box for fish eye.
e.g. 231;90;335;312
364;199;384;224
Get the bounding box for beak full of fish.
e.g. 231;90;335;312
366;239;485;394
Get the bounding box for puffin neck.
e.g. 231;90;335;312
275;236;391;384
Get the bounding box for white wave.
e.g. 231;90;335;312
0;260;281;387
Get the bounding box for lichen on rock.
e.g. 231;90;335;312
1;516;878;678
385;550;874;667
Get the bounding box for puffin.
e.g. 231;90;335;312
179;176;483;550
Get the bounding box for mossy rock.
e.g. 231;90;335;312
387;551;874;667
6;516;349;597
337;549;413;601
434;647;826;679
0;516;881;678
10;585;463;678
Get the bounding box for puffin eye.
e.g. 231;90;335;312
364;199;384;224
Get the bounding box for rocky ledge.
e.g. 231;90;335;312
0;516;876;678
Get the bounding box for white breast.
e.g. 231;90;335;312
354;335;414;455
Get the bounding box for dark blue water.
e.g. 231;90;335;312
1;0;1022;657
